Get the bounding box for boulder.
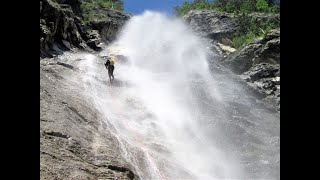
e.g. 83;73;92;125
222;29;280;74
86;30;102;51
240;63;280;110
222;43;263;74
89;10;131;43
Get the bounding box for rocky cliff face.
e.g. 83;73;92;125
40;1;136;179
184;10;237;43
183;10;279;42
55;0;83;16
40;0;86;58
89;10;131;43
223;29;280;110
183;10;280;110
40;8;280;179
241;63;280;109
40;54;139;179
222;29;280;74
40;0;130;58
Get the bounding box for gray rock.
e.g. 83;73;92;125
61;40;72;50
40;0;87;58
183;10;279;44
264;29;280;41
89;10;131;43
222;29;280;74
219;29;280;110
40;0;130;58
183;10;279;60
241;63;280;110
222;43;263;74
183;10;237;43
56;0;82;17
86;30;102;50
40;57;139;179
242;63;280;82
253;37;280;65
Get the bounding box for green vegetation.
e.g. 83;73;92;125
47;0;61;10
85;13;107;22
255;0;270;12
232;12;279;49
81;0;123;12
174;0;280;16
81;0;124;23
232;32;259;49
174;0;214;16
40;19;51;35
174;0;280;49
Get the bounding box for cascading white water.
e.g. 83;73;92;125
75;11;279;180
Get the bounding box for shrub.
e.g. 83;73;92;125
81;0;123;24
173;0;279;48
174;0;279;16
232;13;279;49
256;0;270;13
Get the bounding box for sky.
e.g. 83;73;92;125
123;0;192;16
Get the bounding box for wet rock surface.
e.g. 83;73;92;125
241;63;280;110
222;29;280;75
184;10;280;109
222;29;280;110
40;56;139;179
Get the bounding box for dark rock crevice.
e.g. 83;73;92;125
45;131;70;139
67;106;90;123
107;165;135;179
56;61;74;69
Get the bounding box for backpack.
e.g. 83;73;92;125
109;57;115;65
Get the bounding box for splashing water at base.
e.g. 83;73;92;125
75;11;279;180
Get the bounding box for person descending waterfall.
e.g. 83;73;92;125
104;55;115;83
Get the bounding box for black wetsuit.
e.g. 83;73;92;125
105;60;114;80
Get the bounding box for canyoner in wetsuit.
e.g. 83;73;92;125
104;56;115;83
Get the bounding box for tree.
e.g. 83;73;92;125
256;0;270;12
240;0;256;13
270;3;280;13
194;0;208;3
113;0;124;11
225;1;235;12
179;1;192;15
174;0;279;16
